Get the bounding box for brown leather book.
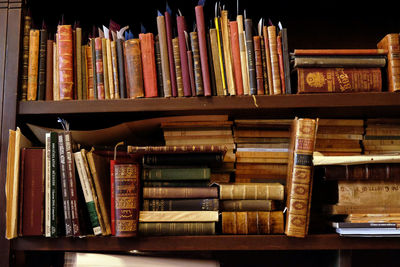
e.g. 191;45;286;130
244;19;256;95
85;45;95;99
139;33;158;98
263;26;273;94
21;148;45;236
58;25;74;100
124;39;144;99
221;10;236;95
209;28;224;96
294;49;388;56
267;26;281;95
230;21;244;95
75;28;82;100
164;10;177;97
195;5;212;96
101;38;110;99
143;187;218;199
297;68;382;93
285;118;318;238
95;37;105;99
221;211;284;234
157;15;172;97
177;15;192;96
253;36;264;95
45;39;54;100
187;49;196;95
20;15;31;101
323;163;400;180
37;29;47;100
190;31;204;95
377;33;400;92
172;37;184;97
220;200;277;211
110;40;120;99
277;34;285;94
114;163;140;237
27;29;40;101
219;183;284;200
81;45;88;99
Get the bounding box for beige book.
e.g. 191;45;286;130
105;39;114;99
316;133;363;140
111;40;120;99
235;151;288;159
219;183;284;200
236;157;288;164
313;153;400;166
237;15;250;95
139;211;219;222
53;38;60;100
221;10;236;95
164;129;233;137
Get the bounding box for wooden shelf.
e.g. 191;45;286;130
11;234;400;251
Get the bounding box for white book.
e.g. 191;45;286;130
44;133;51;237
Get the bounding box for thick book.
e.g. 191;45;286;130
190;31;204;95
142;199;219;211
172;37;184;96
195;4;211;96
139;33;158;97
377;33;400;92
139;222;215;236
143;187;218;199
20;15;31;100
297;68;382;93
230;21;244;95
220;200;277;211
219;183;284;200
293;49;388;56
114;162;140;237
221;211;284;234
37;29;48;100
58;25;74;100
285;118;318;238
157;14;172;97
142;168;211;180
139;211;219;222
244;18;256;95
124;39;144;98
27;29;39;101
322;163;400;180
293;56;387;68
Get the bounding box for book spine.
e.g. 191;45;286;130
221;10;236;95
45;134;51;237
111;40;120;99
377;33;400;92
90;38;97;99
323;164;400;180
263;26;274;94
177;16;192;96
260;37;269;95
45;39;54;100
116;38;126;98
72;30;76;99
27;29;39;101
110;159;116;235
230;21;244;95
221;211;284;234
297;68;382;93
139;211;218;222
267;26;281;95
190;31;204;95
101;38;110;99
157;15;172;98
94;37;105;99
81;45;87;99
219;183;284;200
20;15;31;101
114;163;140;237
143;187;218;199
281;28;291;94
244;19;256;95
37;29;47;100
195;5;212;96
206;31;217;96
49;132;59;237
142;153;223;166
237;15;250;95
220;200;276;211
139;33;158;98
215;16;227;95
123;39;130;98
143;181;210;187
155;35;164;97
253;36;264;95
106;39;114;99
172;37;184;97
209;29;224;96
139;222;215;236
75;28;82;100
285;118;318;238
142;199;219;211
53;40;60;100
86;45;95;99
124;39;144;99
277;34;285;94
58;25;74;100
164;11;177;97
142;168;211;180
187;50;196;96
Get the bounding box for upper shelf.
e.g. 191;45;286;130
17;93;400;118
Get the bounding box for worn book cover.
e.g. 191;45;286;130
58;25;74;100
222;211;284;234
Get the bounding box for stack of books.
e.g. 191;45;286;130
363;118;400;155
233;119;290;183
292;49;386;93
315;119;364;156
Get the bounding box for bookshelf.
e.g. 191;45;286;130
2;0;400;266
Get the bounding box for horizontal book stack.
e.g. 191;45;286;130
315;119;364;156
219;183;285;234
292;49;386;93
233;119;291;183
363;118;400;155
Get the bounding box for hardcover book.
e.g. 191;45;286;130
139;222;215;236
219;183;284;200
27;29;39;101
139;33;158;97
58;25;74;100
221;211;284;234
143;187;218;199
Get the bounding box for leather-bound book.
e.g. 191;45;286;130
90;38;98;99
221;10;236;95
280;28;292;94
142;167;210;180
177;15;192;96
267;26;281;95
142;199;219;211
21;15;31;101
285;118;318;238
323;163;400;180
260;37;269;94
209;28;224;96
139;222;215;236
164;10;177;97
45;39;54;100
253;36;264;95
105;38;114;99
124;39;144;98
111;40;120;99
85;45;95;99
244;19;256;95
53;41;59;100
75;28;82;100
81;45;87;99
206;31;217;96
143;187;218;199
155;35;164;97
377;33;400;92
195;5;212;96
277;34;285;94
190;31;204;95
21;148;45;236
139;33;158;97
172;37;184;97
222;211;284;234
220;200;277;211
237;15;250;95
101;38;110;99
230;21;244;95
37;29;47;100
297;68;382;93
94;37;105;99
263;26;273;94
27;29;39;101
187;49;196;96
114;163;140;237
157;14;172;97
58;25;74;100
214;15;227;95
219;183;284;200
116;38;126;98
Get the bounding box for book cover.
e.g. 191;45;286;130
294;49;388;55
230;21;244;95
95;37;105;99
157;14;172;98
75;28;83;100
293;56;387;68
221;10;235;95
253;36;264;95
124;39;144;98
190;31;204;95
177;15;191;96
105;38;114;99
85;45;95;99
280;28;292;94
219;183;284;200
116;38;126;98
322;163;400;180
49;132;60;237
244;18;256;95
101;38;110;99
139;211;219;222
209;28;224;96
277;34;285;94
155;35;164;97
267;26;281;95
263;26;273;94
58;25;74;100
172;37;184;97
220;200;277;211
139;33;158;97
164;9;178;97
237;15;250;95
142;167;211;180
110;40;120;98
45;39;54;100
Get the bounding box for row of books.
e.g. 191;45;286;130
20;3;291;102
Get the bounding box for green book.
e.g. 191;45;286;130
142;168;211;180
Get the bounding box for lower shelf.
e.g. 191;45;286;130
11;234;400;251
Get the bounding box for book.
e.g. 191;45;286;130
76;28;83;100
313;154;400;166
143;187;218;199
94;38;105;99
221;10;235;96
139;222;215;236
237;15;250;95
164;8;177;97
142;167;211;180
377;33;400;92
105;38;114;99
219;183;284;200
85;45;94;99
322;163;400;180
139;211;219;222
124;39;144;98
139;33;158;97
20;15;31;100
285;118;318;238
332;222;399;229
172;37;184;96
116;38;126;98
245;18;256;95
48;132;60;237
253;36;264;95
267;26;281;95
27;29;39;100
143;181;210;188
293;56;387;68
297;68;382;93
230;21;243;95
220;200;277;211
142;199;219;211
177;14;191;96
37;29;47;100
127;145;228;154
44;133;52;237
142;153;224;166
58;25;74;100
195;4;211;96
101;38;110;99
190;31;204;95
114;162;140;237
110;40;120;98
45;39;54;100
280;28;291;94
157;13;172;97
187;38;196;96
214;13;227;95
293;49;388;56
221;211;284;234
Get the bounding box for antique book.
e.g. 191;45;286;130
27;29;39;101
177;15;191;96
58;25;74;100
221;211;284;234
85;45;95;99
114;163;140;237
127;144;228;154
293;56;387;68
48;132;60;237
116;38;126;98
143;181;210;188
142;167;211;180
195;4;212;96
277;34;285;94
219;183;284;200
187;47;196;96
221;10;236;95
230;21;244;95
20;15;31;100
44;134;52;237
139;211;219;222
94;37;105;99
236;158;288;164
244;18;256;95
157;14;172;97
37;29;47;100
267;26;281;95
101;38;110;99
105;38;114;99
139;222;215;235
263;26;274;94
237;15;250;95
139;33;158;97
190;31;204;95
20;148;45;236
280;28;292;94
143;187;218;199
142;154;223;167
142;199;219;211
260;37;269;95
172;37;184;97
297;68;382;93
90;38;98;99
322;163;400;180
155;35;164;97
53;38;59;100
124;39;144;98
234;129;290;138
45;39;54;100
285;118;318;238
214;14;227;95
324;204;400;215
317;125;364;135
220;200;277;211
75;28;83;100
293;49;388;56
235;151;288;159
164;9;177;97
110;40;120;98
253;36;264;95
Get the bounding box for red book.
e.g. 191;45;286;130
254;36;265;95
139;33;158;97
277;35;285;94
58;25;74;100
230;21;244;95
165;11;178;97
195;5;211;96
94;37;105;99
177;16;192;96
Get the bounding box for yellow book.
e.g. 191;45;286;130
106;38;114;99
101;38;110;99
214;16;227;95
27;29;40;101
221;10;236;95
